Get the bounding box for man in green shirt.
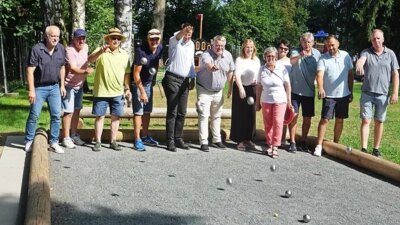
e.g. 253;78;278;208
88;27;131;152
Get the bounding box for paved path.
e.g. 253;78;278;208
50;141;400;225
0;136;27;225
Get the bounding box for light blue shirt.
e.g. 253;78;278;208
317;50;353;98
289;48;321;97
166;31;196;78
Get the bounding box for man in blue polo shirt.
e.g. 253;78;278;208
25;25;66;153
314;35;354;157
130;28;163;151
356;29;399;157
288;32;321;153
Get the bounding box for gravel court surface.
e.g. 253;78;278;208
49;141;400;225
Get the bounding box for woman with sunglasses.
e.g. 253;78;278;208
256;47;292;159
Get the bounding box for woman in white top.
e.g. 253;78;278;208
256;47;292;159
230;39;261;150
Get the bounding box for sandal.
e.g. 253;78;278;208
272;149;279;159
266;147;273;156
237;142;246;151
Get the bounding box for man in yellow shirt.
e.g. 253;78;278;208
88;27;131;152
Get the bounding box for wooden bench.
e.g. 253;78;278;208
78;107;232;119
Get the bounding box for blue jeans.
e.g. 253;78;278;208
25;84;62;144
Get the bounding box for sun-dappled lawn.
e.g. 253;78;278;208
1;71;399;164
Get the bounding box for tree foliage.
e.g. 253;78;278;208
220;0;308;52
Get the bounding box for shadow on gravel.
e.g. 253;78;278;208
52;201;204;225
324;154;400;187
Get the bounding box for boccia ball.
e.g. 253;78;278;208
270;164;276;172
140;57;148;65
226;178;232;185
303;214;311;223
285;190;292;198
149;67;157;75
247;96;254;105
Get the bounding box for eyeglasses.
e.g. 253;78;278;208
279;47;289;51
150;38;160;42
111;36;121;41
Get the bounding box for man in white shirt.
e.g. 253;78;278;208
162;23;196;152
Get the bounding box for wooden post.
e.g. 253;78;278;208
199;14;203;39
25;128;51;225
0;25;8;94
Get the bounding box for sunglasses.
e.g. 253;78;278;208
150;38;160;41
110;36;121;41
279;47;289;51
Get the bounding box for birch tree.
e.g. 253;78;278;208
114;0;133;60
72;0;86;30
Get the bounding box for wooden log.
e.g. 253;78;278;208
25;128;51;225
305;135;400;182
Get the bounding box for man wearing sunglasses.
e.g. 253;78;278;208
88;27;132;152
130;29;163;151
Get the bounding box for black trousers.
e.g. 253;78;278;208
229;83;256;142
162;71;190;142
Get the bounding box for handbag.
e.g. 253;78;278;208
283;104;295;125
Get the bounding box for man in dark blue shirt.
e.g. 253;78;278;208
25;25;66;154
130;28;163;151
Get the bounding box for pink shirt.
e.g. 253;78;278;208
65;43;89;89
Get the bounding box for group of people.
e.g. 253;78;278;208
231;29;398;159
24;25;398;160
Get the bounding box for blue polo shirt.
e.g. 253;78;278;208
289;47;321;97
132;44;163;85
27;42;65;86
317;50;353;98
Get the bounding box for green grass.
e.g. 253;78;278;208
1;75;399;164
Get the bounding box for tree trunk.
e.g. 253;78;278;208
114;0;133;61
72;0;85;30
41;0;68;45
152;0;166;37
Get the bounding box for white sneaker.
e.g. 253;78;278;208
51;143;65;154
62;138;76;149
71;134;85;146
25;141;33;152
314;145;322;157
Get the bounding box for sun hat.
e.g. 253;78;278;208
73;29;87;38
103;27;126;42
283;105;296;125
148;28;161;39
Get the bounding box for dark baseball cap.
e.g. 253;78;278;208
73;29;87;38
